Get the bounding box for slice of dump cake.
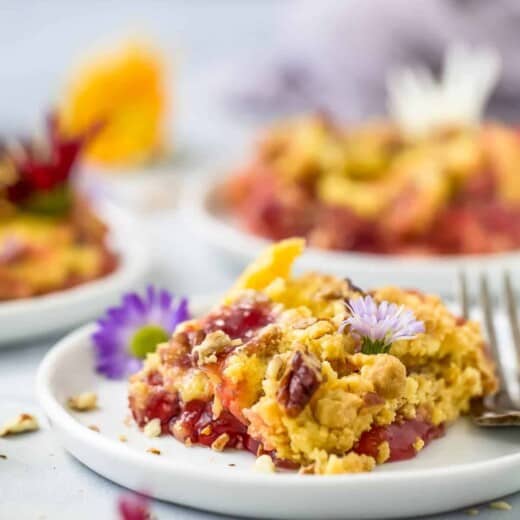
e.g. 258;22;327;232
129;239;497;474
0;116;117;300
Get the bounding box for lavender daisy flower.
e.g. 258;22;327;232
92;286;190;379
340;295;424;355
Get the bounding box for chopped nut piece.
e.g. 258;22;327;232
489;501;512;511
465;509;479;516
242;324;282;356
146;447;161;455
291;317;318;330
0;413;39;436
210;433;230;452
277;349;322;417
193;331;231;365
212;395;223;419
200;425;212;436
118;435;128;443
67;392;98;412
254;454;275;473
265;355;284;380
88;425;100;433
143;418;161;438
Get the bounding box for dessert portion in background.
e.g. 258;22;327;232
224;116;520;255
59;39;168;169
222;46;520;256
0;116;117;300
128;239;496;474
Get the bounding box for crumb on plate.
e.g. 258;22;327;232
254;454;276;473
489;501;512;511
143;418;161;438
88;424;100;433
146;447;161;455
67;392;98;412
0;413;39;436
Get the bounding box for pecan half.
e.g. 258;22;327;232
277;350;322;417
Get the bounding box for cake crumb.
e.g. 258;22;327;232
489;501;512;511
211;433;230;452
0;413;39;436
376;441;390;463
0;454;7;460
412;437;425;452
88;424;100;433
228;463;236;467
146;447;161;455
254;454;276;473
118;434;128;443
123;415;133;427
465;508;479;516
67;392;97;412
143;418;161;438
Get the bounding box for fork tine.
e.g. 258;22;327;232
479;273;507;389
458;270;469;320
504;271;520;366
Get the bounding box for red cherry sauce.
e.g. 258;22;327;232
202;298;274;342
355;419;445;462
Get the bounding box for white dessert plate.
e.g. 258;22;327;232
37;309;520;519
191;179;520;295
0;202;150;345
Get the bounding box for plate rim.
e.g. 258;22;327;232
36;317;520;488
190;177;520;271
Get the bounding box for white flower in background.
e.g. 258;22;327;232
387;44;502;137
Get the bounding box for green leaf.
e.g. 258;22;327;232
24;184;72;216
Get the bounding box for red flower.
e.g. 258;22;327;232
5;114;98;205
118;493;151;520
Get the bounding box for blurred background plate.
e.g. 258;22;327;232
192;178;520;296
0;202;150;345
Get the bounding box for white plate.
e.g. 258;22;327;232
191;180;520;295
37;315;520;519
0;202;150;345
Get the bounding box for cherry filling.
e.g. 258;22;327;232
170;399;252;449
354;418;445;462
202;298;274;342
130;390;181;434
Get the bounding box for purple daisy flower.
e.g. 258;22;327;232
340;295;424;354
92;286;190;379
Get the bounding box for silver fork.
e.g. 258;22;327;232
459;270;520;426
